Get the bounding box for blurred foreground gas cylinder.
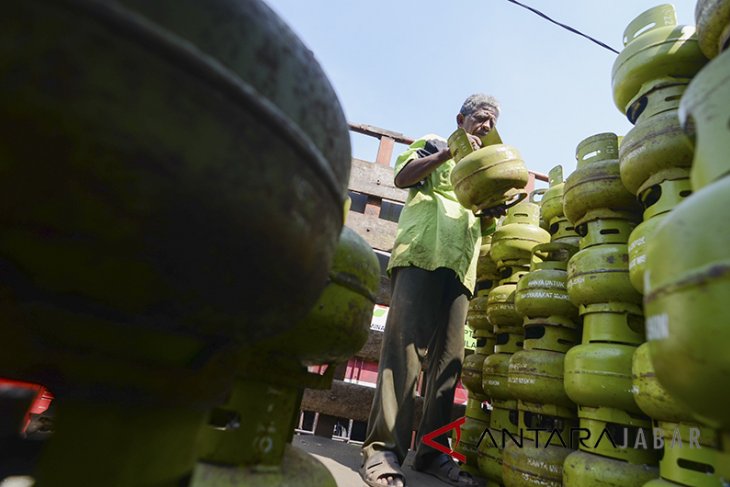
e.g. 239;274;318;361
695;0;730;58
0;0;351;485
192;226;379;486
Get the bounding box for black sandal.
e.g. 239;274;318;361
412;453;479;486
360;450;406;487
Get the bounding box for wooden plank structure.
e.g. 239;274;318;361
299;123;548;441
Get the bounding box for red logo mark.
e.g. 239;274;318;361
421;416;466;463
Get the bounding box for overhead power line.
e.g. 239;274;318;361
505;0;620;54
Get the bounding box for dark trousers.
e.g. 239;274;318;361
362;266;469;465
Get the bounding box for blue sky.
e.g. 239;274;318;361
265;1;698;182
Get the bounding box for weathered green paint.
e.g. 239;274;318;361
580;303;645;345
620;81;693;195
490;202;551;267
477;428;506;484
695;0;730;58
632;344;694;422
680;46;730;189
541;165;567;226
577;416;658;464
467;292;492;331
451;144;530;214
507;350;573;410
563;449;658;486
494;332;525;354
503;443;572;487
515;243;578;321
564;343;642;415
523;321;578;353
564;133;642;227
463;352;488;396
488;283;523;330
36;400;207;486
646;176;730;430
611;4;707;114
265;226;379;365
568;243;642;306
483;353;516;401
656;421;722;486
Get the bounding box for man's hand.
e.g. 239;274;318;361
466;134;482;151
480;204;507;218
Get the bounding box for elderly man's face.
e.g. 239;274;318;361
460;107;497;137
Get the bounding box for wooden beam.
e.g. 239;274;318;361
349;158;407;203
348;123;414;146
346;211;399;252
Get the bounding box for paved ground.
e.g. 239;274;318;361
293;434;484;487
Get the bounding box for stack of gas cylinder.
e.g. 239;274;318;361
476;199;550;485
0;1;379;486
457;231;499;476
560;132;659;485
501;166;581;487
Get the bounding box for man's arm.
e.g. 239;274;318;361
394;148;451;188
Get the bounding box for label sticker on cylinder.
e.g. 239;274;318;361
646;313;669;341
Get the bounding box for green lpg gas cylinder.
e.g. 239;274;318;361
578;414;658;464
0;1;351;484
581;303;645;345
488;283;523;333
523;321;578;353
564;343;642;415
515;243;578;321
628;179;692;293
541;166;568;226
0;0;351;349
696;0;730;58
507;350;573;411
477;428;506;484
494;332;525;355
490;201;550;266
550;218;581;248
679;47;730;189
491;399;520;433
451;144;530;215
483;353;515;401
467;289;492;331
503;443;572;487
563;449;659;486
271;226;379;365
477;239;500;285
655;422;722;487
463;352;488;396
455;400;491;470
519;404;577;446
632;343;694;422
645;176;730;430
563;133;641;226
611;4;707;114
475;328;498;356
568;243;642;306
620;81;693;196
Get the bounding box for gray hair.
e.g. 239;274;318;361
460;93;500;119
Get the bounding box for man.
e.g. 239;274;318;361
360;94;502;487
